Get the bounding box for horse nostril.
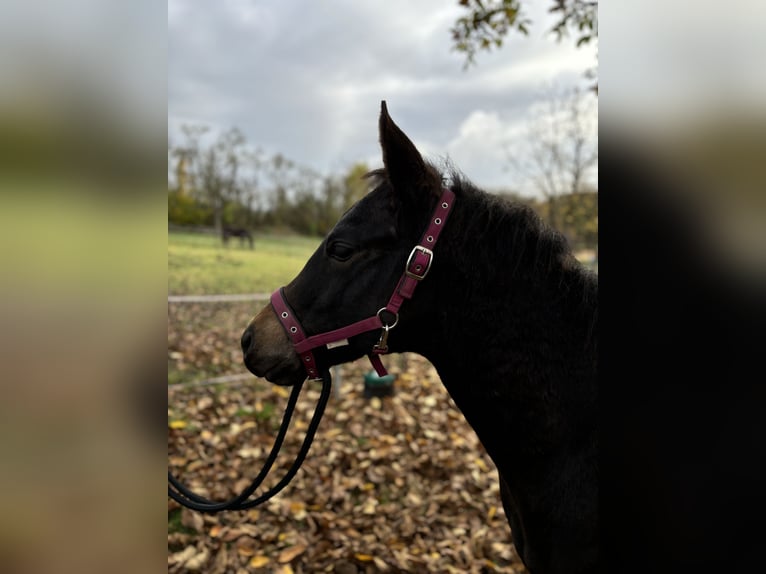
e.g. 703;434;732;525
241;327;253;354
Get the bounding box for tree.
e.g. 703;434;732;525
172;125;248;234
201;128;246;234
452;0;598;91
342;163;371;209
509;86;597;235
170;124;209;195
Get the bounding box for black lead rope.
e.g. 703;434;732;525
168;372;332;512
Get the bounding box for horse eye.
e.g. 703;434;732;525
327;241;356;262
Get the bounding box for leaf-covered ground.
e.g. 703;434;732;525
168;302;527;573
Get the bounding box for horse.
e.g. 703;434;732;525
241;102;598;574
222;226;254;249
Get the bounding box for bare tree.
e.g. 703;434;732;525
510;86;597;232
170;124;209;195
175;126;247;234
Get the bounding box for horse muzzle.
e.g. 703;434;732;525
241;304;305;386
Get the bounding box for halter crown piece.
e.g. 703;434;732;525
168;189;455;512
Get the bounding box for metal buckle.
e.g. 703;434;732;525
373;324;391;353
405;246;433;280
373;308;399;354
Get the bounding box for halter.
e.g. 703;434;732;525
168;188;455;512
271;188;455;380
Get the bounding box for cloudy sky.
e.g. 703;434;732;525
168;0;597;195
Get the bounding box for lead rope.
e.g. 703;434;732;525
170;188;455;512
168;371;332;512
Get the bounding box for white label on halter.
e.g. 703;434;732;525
326;339;349;349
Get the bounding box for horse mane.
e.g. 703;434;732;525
441;165;591;283
364;163;596;304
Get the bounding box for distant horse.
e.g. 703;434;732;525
222;226;254;249
241;102;598;574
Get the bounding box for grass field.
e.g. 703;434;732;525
168;231;322;294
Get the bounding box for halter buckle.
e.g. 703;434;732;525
405;246;433;280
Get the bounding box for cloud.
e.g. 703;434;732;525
441;110;526;191
168;0;597;195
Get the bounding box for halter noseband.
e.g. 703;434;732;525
271;187;455;381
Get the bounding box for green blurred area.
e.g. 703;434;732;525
0;12;168;569
168;231;320;295
1;189;166;297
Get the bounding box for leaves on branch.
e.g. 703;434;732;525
452;0;598;90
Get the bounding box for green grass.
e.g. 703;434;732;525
167;508;197;535
168;231;321;294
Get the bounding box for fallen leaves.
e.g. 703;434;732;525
168;301;525;572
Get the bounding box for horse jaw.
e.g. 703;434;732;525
242;304;306;387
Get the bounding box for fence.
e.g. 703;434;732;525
168;293;386;394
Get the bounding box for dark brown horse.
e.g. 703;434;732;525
222;226;254;249
241;102;598;574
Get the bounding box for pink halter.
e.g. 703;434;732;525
270;188;455;381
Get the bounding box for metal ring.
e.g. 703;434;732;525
442;202;449;208
434;218;442;225
376;308;399;329
290;326;298;333
426;235;434;243
281;311;289;318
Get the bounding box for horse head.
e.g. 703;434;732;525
241;102;446;386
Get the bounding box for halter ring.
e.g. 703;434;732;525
376;308;399;329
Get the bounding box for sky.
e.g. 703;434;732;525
168;0;598;196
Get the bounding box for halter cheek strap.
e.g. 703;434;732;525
272;188;455;380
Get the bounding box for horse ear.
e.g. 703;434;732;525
379;101;436;201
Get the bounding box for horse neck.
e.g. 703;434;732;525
405;190;598;471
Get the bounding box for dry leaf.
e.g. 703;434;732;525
181;508;204;532
277;544;307;563
197;396;214;410
237;446;261;458
249;555;270;568
355;553;374;562
211;547;228;574
168;545;196;565
184;547;210;571
288;501;306;518
236;539;256;557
